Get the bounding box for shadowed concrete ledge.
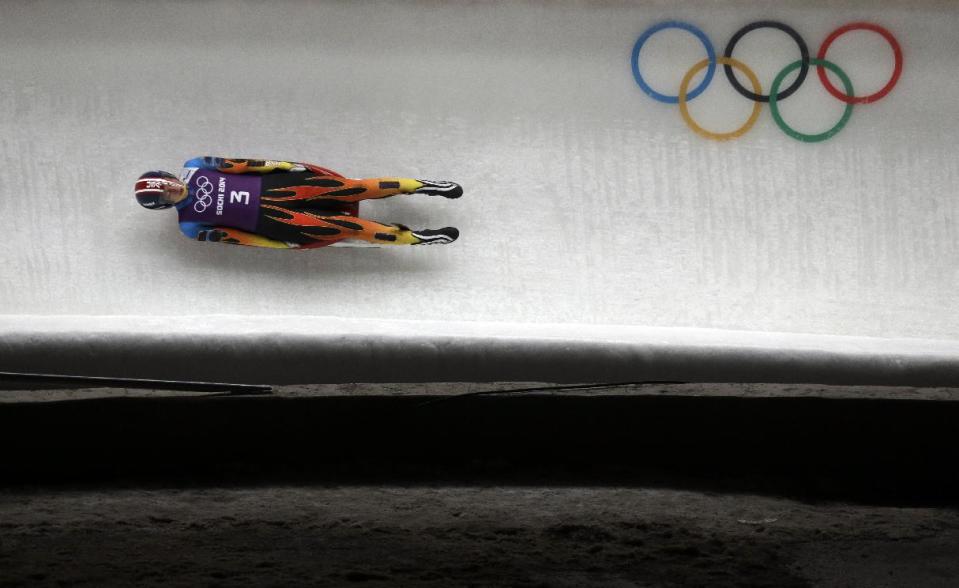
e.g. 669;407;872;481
2;316;959;387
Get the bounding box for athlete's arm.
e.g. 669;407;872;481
196;227;299;249
189;157;344;177
179;220;295;248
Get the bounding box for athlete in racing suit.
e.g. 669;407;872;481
134;157;462;248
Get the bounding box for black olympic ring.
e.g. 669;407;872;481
723;20;809;103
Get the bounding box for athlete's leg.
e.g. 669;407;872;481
260;172;462;206
322;178;463;202
309;215;458;245
258;205;458;246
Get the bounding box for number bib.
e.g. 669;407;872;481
178;169;262;232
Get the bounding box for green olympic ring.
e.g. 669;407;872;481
769;59;855;143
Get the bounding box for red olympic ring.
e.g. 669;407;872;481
817;22;903;105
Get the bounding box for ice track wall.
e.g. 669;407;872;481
1;1;958;384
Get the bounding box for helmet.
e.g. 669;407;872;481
135;170;185;210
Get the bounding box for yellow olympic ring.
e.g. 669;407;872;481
678;57;762;141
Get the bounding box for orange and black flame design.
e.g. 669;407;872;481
258;205;419;246
261;172;427;205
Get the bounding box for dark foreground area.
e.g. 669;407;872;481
3;486;959;587
2;392;959;586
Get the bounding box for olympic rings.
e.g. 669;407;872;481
631;21;716;104
194;175;215;213
770;59;854;143
630;20;902;142
680;57;763;141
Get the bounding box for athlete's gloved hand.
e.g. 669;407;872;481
197;229;227;242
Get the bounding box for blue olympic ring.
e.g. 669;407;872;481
631;21;716;104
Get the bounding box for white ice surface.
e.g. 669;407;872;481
0;1;957;383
